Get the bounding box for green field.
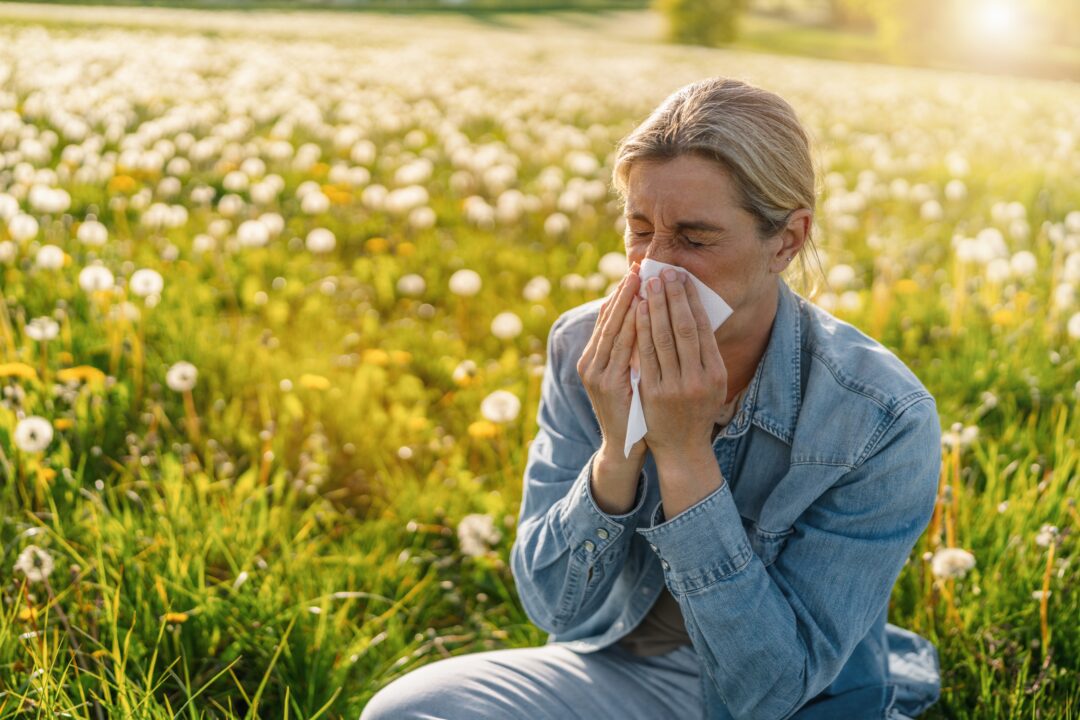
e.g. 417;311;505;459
0;4;1078;718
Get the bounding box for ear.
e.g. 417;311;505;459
769;208;812;273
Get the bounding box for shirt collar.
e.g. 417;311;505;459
719;276;802;447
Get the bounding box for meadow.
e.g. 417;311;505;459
0;4;1078;718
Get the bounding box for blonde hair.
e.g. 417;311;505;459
611;76;825;298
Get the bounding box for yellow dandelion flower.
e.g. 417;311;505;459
324;186;352;205
362;348;390;366
366;237;389;254
992;308;1014;327
163;612;189;624
0;363;38;381
408;416;429;432
57;351;74;364
39;467;57;482
56;365;107;385
895;279;919;295
310;162;329;177
390;350;412;365
468;420;499;439
18;606;38;622
107;175;137;194
1013;290;1032;312
397;242;416;257
54;418;74;430
91;649;111;659
298;373;332;390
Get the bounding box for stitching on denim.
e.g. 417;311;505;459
804;345;895;410
789;460;857;470
855;395;935;467
671;543;755;595
638;480;732;536
553;556;583;627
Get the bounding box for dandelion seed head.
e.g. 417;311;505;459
491;311;523;340
14;416;54;453
480;389;520;423
457;513;502;557
930;547;976;579
130;268;164;297
14;544;54;583
449;268;482;297
26;316;60;342
166;361;198;392
36;244;65;270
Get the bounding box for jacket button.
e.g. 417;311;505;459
583;540;595;552
596;528;609;539
661;559;670;570
649;543;658;552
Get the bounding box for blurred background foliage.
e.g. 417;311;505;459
8;0;1080;80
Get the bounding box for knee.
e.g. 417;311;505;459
360;674;425;720
359;678;411;720
359;663;458;720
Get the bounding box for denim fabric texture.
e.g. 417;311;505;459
509;276;944;720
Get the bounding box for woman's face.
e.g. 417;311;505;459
622;153;797;334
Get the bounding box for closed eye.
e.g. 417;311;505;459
630;230;705;248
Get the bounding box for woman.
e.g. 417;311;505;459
362;77;943;720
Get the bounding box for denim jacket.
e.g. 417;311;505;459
510;276;943;720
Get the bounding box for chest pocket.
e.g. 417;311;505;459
741;515;795;567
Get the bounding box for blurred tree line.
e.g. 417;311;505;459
658;0;1080;59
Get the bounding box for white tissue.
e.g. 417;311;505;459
624;259;734;458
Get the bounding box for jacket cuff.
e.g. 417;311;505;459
634;480;754;594
557;449;649;557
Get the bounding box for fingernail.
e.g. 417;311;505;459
648;277;661;293
639;298;649;314
662;268;676;282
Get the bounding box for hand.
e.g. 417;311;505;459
576;261;647;463
635;268;729;461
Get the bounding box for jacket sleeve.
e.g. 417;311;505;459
510;311;651;635
636;395;942;720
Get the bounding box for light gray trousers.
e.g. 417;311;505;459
360;641;702;720
359;640;918;719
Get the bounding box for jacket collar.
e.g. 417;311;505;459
720;276;802;447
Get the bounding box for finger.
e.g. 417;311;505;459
580;272;630;369
664;270;700;375
682;277;719;371
596;271;641;371
609;295;639;371
646;274;680;378
635;284;661;383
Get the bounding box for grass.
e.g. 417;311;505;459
0;4;1078;718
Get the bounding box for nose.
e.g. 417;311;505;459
642;241;675;266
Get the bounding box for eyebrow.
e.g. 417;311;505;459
625;211;726;233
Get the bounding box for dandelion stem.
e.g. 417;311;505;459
133;314;145;409
947;440;960;548
457;299;469;341
928;447;947;547
33;460;46;509
949;260;965;335
941;578;961;627
1039;541;1054;667
182;388;201;446
38;341;48;386
497;426;510;476
0;292;16;360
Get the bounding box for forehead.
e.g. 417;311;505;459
624;154;740;214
